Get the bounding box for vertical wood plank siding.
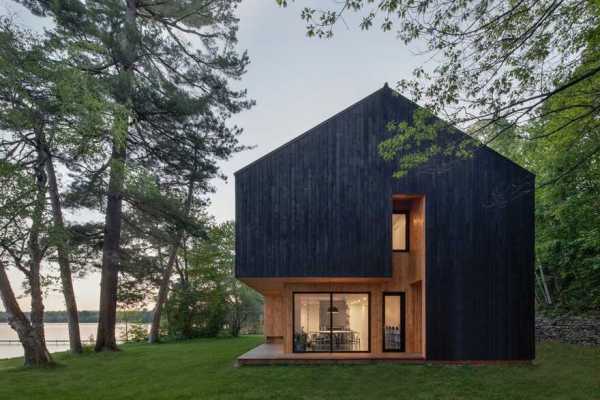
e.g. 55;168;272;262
235;86;535;360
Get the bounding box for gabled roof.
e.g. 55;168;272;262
235;84;533;177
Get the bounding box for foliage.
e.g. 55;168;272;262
526;59;600;314
0;339;599;399
119;323;148;343
278;0;600;178
226;283;263;336
379;108;476;177
33;0;254;223
165;281;228;339
471;56;600;314
165;221;262;339
0;16;95;288
3;0;254;352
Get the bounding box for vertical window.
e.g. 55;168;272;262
383;293;405;352
392;211;409;251
331;294;369;352
293;293;370;352
293;293;330;352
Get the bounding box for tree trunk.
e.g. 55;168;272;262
45;152;82;354
28;130;51;362
95;0;137;352
0;265;52;367
95;141;126;352
0;130;54;367
148;243;179;343
538;264;553;305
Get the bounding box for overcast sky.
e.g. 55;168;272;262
1;0;425;311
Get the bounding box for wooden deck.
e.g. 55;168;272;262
237;344;425;365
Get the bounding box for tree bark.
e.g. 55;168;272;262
44;150;82;354
95;141;126;352
148;243;179;343
95;0;137;352
0;129;54;367
538;264;553;305
0;265;52;367
29;130;51;362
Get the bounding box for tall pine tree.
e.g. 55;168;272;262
19;0;253;351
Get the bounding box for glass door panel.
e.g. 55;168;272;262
293;293;330;352
383;293;405;352
331;293;369;351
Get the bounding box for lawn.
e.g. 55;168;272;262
0;337;598;400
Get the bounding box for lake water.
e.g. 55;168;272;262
0;323;140;359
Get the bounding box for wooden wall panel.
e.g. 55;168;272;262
263;294;283;339
235;85;535;361
408;281;423;353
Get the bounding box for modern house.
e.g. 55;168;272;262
235;84;535;364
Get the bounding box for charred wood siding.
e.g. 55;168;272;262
235;86;535;360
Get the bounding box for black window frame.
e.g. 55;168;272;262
392;210;410;252
382;292;406;352
292;291;371;353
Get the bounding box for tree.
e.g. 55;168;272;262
148;173;197;343
168;221;262;338
0;16;97;362
278;0;600;178
469;46;600;313
201;221;261;337
0;15;110;354
523;62;599;313
0;120;53;367
226;282;262;337
19;0;253;351
161;221;262;339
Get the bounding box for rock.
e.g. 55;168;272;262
536;315;600;346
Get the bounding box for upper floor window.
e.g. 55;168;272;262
392;211;409;252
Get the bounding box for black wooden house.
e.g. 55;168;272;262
235;84;535;364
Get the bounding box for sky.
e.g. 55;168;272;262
1;0;425;311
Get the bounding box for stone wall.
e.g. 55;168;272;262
536;315;600;346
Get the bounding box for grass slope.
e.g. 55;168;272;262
0;337;598;400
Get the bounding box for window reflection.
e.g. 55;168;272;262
331;294;369;351
392;212;408;251
293;293;369;352
293;293;330;352
383;294;405;352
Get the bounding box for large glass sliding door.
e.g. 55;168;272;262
293;292;370;353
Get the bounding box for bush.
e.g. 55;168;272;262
120;323;148;342
165;283;227;339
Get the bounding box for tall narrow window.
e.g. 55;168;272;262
383;293;405;352
392;211;409;251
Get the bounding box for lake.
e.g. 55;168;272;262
0;323;142;359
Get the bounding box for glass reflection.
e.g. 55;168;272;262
293;293;369;352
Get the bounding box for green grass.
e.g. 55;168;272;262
0;337;598;400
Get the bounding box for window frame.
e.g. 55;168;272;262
292;291;371;353
392;210;410;252
382;292;406;352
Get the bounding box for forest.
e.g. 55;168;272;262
0;0;598;369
